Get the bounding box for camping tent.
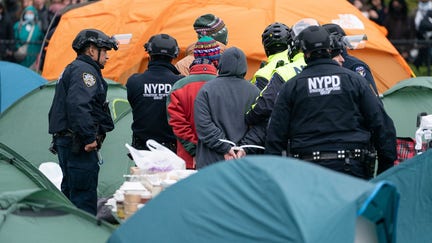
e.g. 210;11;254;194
41;0;412;94
381;77;432;138
108;156;399;243
0;81;134;197
372;149;432;243
0;142;115;243
0;142;69;205
0;61;48;113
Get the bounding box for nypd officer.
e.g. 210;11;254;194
48;28;118;215
245;19;316;126
265;25;397;179
322;23;379;95
126;34;183;152
250;22;291;90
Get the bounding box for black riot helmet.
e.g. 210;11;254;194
323;23;346;57
144;33;179;58
72;28;118;53
328;33;344;58
287;18;319;60
298;25;331;55
261;22;290;57
322;23;346;37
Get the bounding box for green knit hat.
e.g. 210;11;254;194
193;14;228;45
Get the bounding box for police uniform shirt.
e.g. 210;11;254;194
342;52;379;95
48;54;114;145
265;58;396;167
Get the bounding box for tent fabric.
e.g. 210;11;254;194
381;77;432;138
0;142;69;207
0;81;134;197
0;189;115;243
0;141;115;243
372;149;432;243
41;0;412;94
108;156;398;243
357;182;399;243
0;61;48;113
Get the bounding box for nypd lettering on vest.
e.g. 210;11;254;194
143;83;172;100
308;75;341;96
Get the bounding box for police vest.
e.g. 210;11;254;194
274;53;306;82
250;50;290;84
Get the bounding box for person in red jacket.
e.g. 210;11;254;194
166;36;221;169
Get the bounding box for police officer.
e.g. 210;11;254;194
245;19;316;126
265;25;397;179
250;22;291;90
126;33;183;152
48;28;118;215
323;23;379;95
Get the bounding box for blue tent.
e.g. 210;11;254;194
372;149;432;243
109;156;399;243
0;61;48;113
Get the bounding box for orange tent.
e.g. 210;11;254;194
42;0;413;94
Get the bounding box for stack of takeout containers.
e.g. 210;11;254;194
113;179;151;220
111;169;197;221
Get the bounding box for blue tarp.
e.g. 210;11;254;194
0;61;47;113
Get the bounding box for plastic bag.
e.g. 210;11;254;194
125;139;185;173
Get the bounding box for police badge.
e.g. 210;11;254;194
82;73;96;87
355;66;366;77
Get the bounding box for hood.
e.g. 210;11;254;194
20;6;38;21
217;47;247;78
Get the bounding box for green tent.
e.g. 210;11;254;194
381;77;432;138
372;149;432;243
109;156;399;243
0;80;134;197
0;142;115;243
0;142;69;205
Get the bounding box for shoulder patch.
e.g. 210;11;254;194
355;66;366;77
82;73;96;87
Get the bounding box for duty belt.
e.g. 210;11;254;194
53;130;73;137
293;149;363;161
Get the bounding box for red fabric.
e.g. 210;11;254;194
167;63;217;169
394;137;416;165
394;137;427;165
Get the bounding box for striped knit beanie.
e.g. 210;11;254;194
193;14;228;45
193;36;221;67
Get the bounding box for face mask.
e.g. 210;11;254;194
24;13;35;22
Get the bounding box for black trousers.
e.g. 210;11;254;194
311;158;369;179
